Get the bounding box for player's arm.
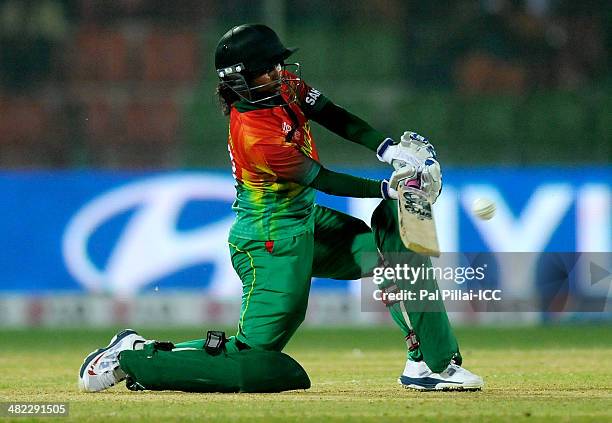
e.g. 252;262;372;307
297;85;384;152
296;79;442;201
297;82;404;157
309;166;393;199
309;101;386;152
254;140;397;199
307;100;442;202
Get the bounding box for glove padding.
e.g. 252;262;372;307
419;158;442;203
399;131;437;161
382;131;442;203
382;165;419;200
376;137;421;170
387;160;442;204
377;131;437;166
389;163;419;190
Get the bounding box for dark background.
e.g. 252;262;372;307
0;0;610;169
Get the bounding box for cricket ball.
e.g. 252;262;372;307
472;198;496;220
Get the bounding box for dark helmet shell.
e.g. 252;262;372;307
215;24;297;76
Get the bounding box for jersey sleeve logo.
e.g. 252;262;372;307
305;88;321;106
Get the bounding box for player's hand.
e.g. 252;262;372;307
420;158;442;204
392;160;442;204
382;164;419;200
378;131;442;203
389;162;419;190
376;131;437;167
396;131;442;203
399;131;437;161
376;137;421;169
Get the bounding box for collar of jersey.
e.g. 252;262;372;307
234;96;286;113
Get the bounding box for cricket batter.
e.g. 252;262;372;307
79;24;483;393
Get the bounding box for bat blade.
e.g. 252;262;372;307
397;184;440;257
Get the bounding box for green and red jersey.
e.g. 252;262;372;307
227;72;328;240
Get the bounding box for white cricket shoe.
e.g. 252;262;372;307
398;359;484;391
78;329;145;392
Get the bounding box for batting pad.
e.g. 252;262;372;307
119;343;310;393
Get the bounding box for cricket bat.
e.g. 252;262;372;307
393;162;440;257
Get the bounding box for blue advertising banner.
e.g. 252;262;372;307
0;168;609;297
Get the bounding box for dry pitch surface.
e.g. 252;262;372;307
1;325;611;422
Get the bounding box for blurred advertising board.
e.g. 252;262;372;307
0;168;609;304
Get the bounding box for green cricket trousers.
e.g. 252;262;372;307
224;200;460;370
118;200;461;392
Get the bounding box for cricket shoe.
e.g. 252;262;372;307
78;329;145;392
398;359;484;391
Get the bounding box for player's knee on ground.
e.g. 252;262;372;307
119;340;310;393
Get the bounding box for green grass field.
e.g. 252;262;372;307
1;325;611;422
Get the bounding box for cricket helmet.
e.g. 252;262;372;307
215;24;297;76
215;24;300;104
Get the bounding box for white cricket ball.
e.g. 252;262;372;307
472;198;496;220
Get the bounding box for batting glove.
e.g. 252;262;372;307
377;131;442;203
389;163;419;190
382;164;420;200
399;131;437;161
420;158;442;204
388;159;442;204
376;131;437;166
376;137;421;170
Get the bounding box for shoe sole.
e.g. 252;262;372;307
78;329;139;389
398;377;483;392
